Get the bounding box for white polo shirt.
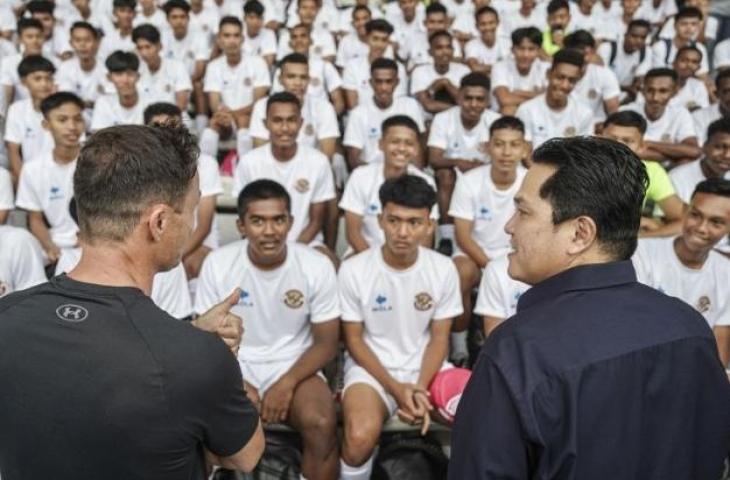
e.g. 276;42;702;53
203;54;271;110
691;104;723;145
622;102;696;143
342;55;409;101
0;225;46;298
669;159;730;203
474;254;530;320
410;62;471;95
162;28;211;76
464;36;510;68
571;63;621;122
516;94;594;148
55;57;106;105
90;93;149;131
428;105;501;163
0;166;12;211
597;39;652;88
3;99;55;163
249;94;339;147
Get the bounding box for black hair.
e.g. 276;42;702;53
489;115;525;135
675;44;703;62
428;29;452;46
692;178;730;199
475;5;499;21
675;6;703;22
379;175;437;211
706;117;730;142
132;24;161;44
460;72;490;91
564;29;596;50
113;0;137;10
105;50;140;72
381;114;420;137
603;110;647;135
163;0;191;15
219;15;243;31
352;5;371;18
17;55;56;78
40;91;85;117
75;124;199;242
627;19;651;32
266;91;301;114
644;67;678;83
547;0;569;15
366;19;394;35
426;2;448;17
237;179;292;217
552;48;584;69
370;57;398;75
715;68;730;89
279;52;309;69
70;21;100;39
511;26;542;48
244;0;265;17
26;0;55;14
533;136;648;260
143;102;182;125
17;18;44;36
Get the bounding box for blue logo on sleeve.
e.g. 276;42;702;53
478;206;492;220
49;186;63;201
239;290;254;307
367;203;379;214
372;294;392;312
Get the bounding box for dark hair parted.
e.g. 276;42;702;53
532;136;648;260
132;23;161;44
17;54;55;77
237;179;292;217
706;117;730;142
692;178;730;199
266;91;301;114
511;26;542;47
381;114;420;137
163;0;191;15
143;102;182;125
40;91;84;117
379;175;437;211
489;115;525;135
105;50;140;72
604;110;647;135
74;125;199;243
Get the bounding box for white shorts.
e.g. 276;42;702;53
239;357;325;396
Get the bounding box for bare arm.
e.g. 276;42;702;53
175;89;191;112
6;142;22;186
345;146;365;172
639;194;685;238
416;318;453;390
602;96;619;117
0;209;8;224
483;315;504;337
296;201;326;244
714;325;730;369
344;89;358;111
344;211;370;253
192;60;207;83
27;210;61;263
208;91;223;114
466;58;490;75
415;90;453;115
329;87;346;116
641;138;702;163
492;86;539;113
454;218;489;269
318;137;337;160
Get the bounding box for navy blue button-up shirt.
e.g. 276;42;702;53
450;261;730;479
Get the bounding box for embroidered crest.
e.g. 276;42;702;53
563;126;576;136
283;289;305;309
414;292;434;311
696;295;711;313
294;178;310;193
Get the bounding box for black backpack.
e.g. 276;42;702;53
372;431;450;480
212;431;302;480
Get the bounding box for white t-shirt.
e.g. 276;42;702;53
0;166;12;211
650;39;709;75
500;7;547;36
138;57;193;104
233;144;336;242
335;33;369;68
133;7;169;32
449;165;527;259
658;15;719;42
343;96;426;164
691;103;722;145
54;247;193;319
669;78;709;111
401;32;463;70
198;153;223;249
0;225;46;298
249;94;339;147
162;28;211;76
713;38;730;69
55;57;106;105
189;4;220;44
571;63;621;122
669;159;730;203
464;36;510;68
491;58;550;93
195;240;339;363
15;153;78;248
3;99;54;163
410;62;471;95
342;56;409;101
277;28;336;61
90;93;149;131
516;94;594;148
272;56;342;101
339;246;463;371
0;53;28;102
633;237;730;327
636;0;677;25
243;27;278;59
428;105;500;163
203;54;271;110
339;163;438;248
98;28;135;60
474;254;529;320
621;102;696;143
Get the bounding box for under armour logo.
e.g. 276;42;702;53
55;304;89;323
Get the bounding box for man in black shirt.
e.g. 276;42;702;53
0;125;265;479
450;137;730;479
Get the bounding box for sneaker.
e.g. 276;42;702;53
437;238;453;257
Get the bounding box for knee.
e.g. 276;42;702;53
300;408;337;438
455;259;479;289
342;421;380;466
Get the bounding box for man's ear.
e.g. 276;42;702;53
567;215;598;256
147;204;171;242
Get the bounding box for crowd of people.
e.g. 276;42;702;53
1;0;730;478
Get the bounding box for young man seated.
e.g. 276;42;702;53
650;6;709;77
98;0;136;60
196;179;340;480
0;166;11;224
597;19;651;103
91;51;150;131
692;69;730;145
339;174;463;480
0;225;46;298
665;45;709;112
474;254;530;338
464;6;510;76
0;18;45;108
400;2;463;71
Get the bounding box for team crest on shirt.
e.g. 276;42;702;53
686;101;697;110
695;295;711;313
294;178;310;193
304;123;315;136
477;206;491;220
310;77;321;87
414;292;434;311
0;280;8;298
588;89;598;100
238;290;254;307
244;77;252;87
283;289;305;309
563;126;576;137
661;133;671;142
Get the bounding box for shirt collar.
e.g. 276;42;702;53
517;260;637;311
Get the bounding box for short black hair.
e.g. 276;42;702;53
70;21;100;39
715;68;730;89
352;5;371;18
26;0;55;14
237;179;292;217
366;18;393;35
40;91;84;117
219;15;243;31
379;175;437;212
552;48;584;69
428;29;452;46
627;19;651;32
163;0;191;15
692;178;730;199
644;67;678;83
266;91;301;114
564;29;595;50
511;26;542;48
113;0;137;10
132;24;161;44
675;45;703;62
426;2;447;17
17;18;44;36
144;102;182;125
460;72;490;91
244;0;265;17
489;115;525;135
547;0;569;15
676;6;703;21
603;110;647;135
105;50;140;73
17;55;56;78
706;117;730;142
371;57;398;75
533;136;648;260
475;5;498;21
75;125;199;242
279;52;309;69
381;114;419;137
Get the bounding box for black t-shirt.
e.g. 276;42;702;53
0;275;259;479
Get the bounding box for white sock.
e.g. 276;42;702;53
451;331;468;356
439;224;455;241
340;456;374;480
194;114;208;133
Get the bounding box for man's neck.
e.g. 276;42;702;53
118;25;132;36
374;95;393;110
226;52;242;66
519;5;532;16
381;244;418;270
143;5;155;15
53;144;80;164
481;34;496;47
368;49;383;62
490;166;517;190
247;244;287;271
79;56;96;71
545;93;567;110
460;112;479;131
119;90;139;109
673;236;708;269
148;57;162;73
434;62;449;75
643;104;666;122
271;143;298;161
69;242;156;295
383;162;408;179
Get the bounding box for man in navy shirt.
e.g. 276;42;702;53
450;136;730;479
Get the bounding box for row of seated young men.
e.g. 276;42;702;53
1;85;730;478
